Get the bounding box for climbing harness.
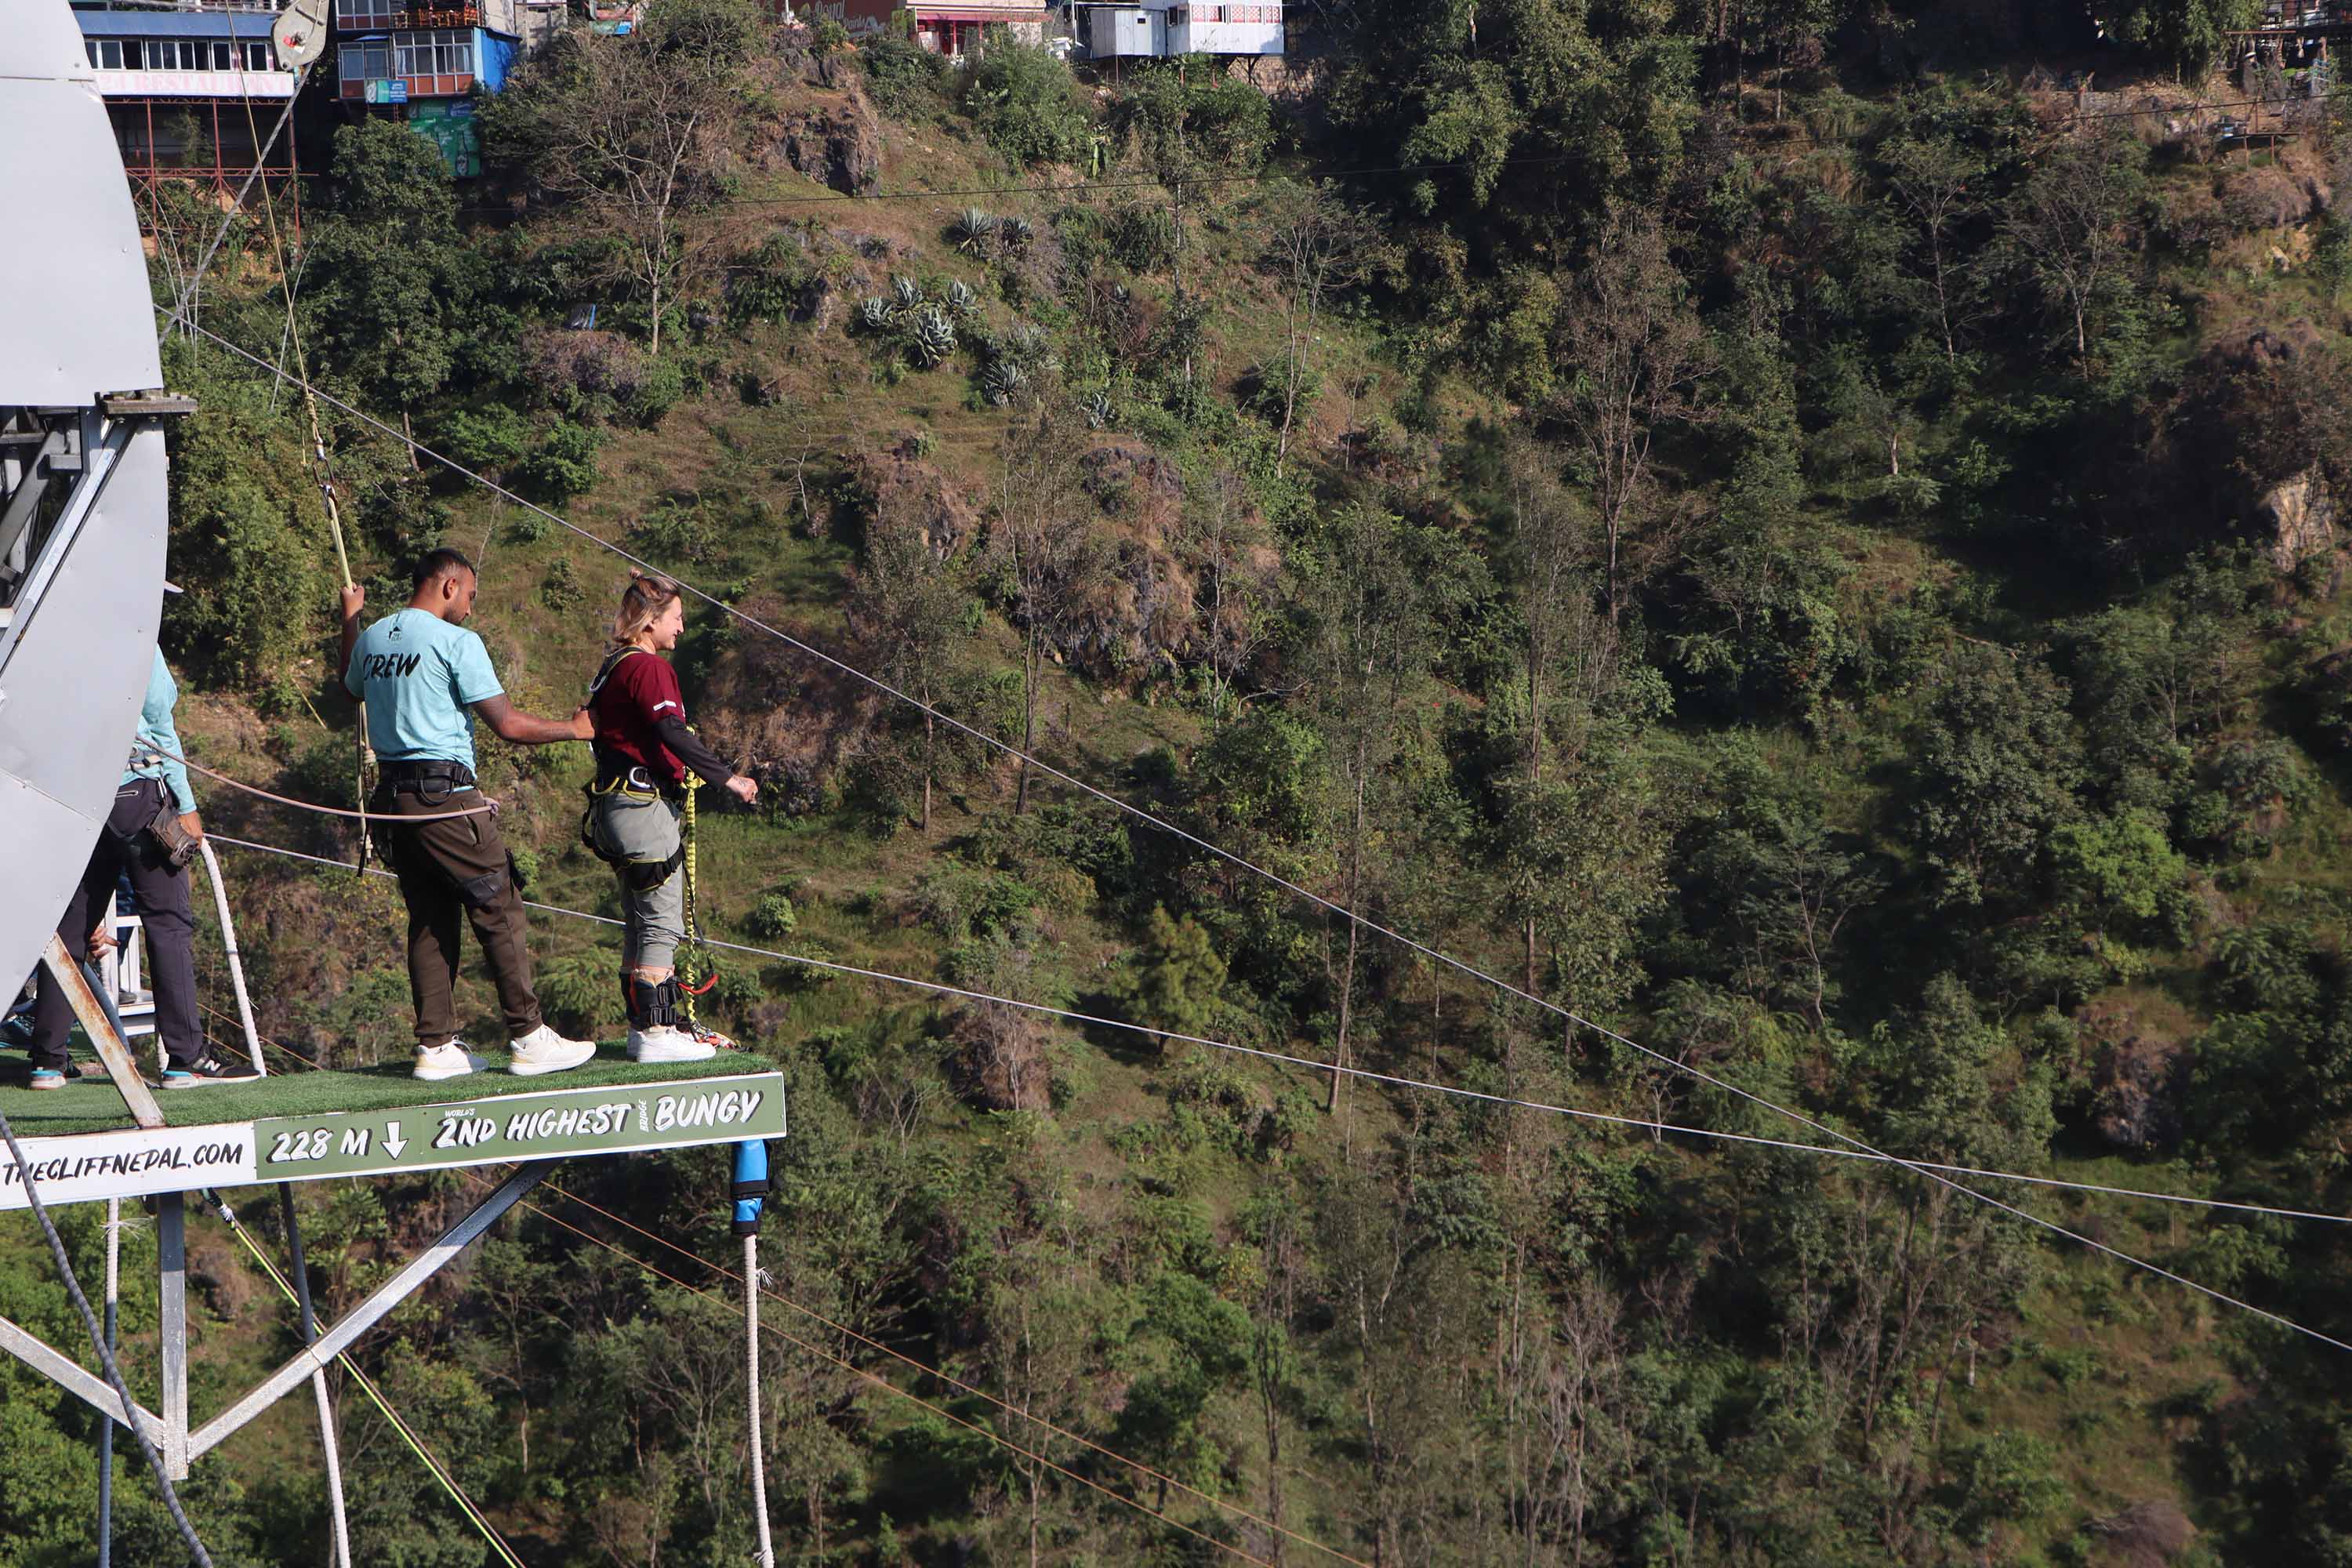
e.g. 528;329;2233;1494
581;644;724;1007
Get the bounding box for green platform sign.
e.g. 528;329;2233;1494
254;1074;784;1182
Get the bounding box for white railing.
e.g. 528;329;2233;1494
93;68;298;98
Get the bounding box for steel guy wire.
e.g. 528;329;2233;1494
205;830;2352;1359
162;311;2352;1357
516;1189;1280;1566
205;1002;1363;1567
539;1178;1371;1566
0;1109;217;1566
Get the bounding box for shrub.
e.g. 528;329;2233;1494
540;554;583;610
437;405;532;471
630;499;722;563
858;35;952;121
521;327;650;416
164;395;340;686
727;234;815;325
965;41;1091;169
514;420;604;503
746;891;799;938
1108;205;1179;272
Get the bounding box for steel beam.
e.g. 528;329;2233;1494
0;1313;166;1447
157;1193;189;1478
40;935;164;1130
187;1161;555;1461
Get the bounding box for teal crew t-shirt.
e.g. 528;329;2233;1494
343;608;503;773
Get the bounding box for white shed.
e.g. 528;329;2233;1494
1087;5;1164;56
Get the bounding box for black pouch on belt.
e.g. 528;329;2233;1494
145;800;199;870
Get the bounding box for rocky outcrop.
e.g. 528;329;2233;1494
2075;1001;2185;1151
2259;466;2336;573
846;449;981;556
771;82;882;195
2086;1499;2194;1568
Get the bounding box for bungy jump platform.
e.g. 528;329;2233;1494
0;8;789;1563
0;1058;786;1480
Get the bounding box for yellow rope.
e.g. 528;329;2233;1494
212;1203;528;1568
679;776;705;1021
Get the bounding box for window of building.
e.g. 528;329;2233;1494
396;28;474;78
247;41;274;70
339;38;393;82
339;0;401;27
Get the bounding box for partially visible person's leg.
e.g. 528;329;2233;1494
26;840;117;1075
122;795;202;1071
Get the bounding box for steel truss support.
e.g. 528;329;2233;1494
0;1162;554;1479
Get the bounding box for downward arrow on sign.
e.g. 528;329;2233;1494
383;1122;407;1159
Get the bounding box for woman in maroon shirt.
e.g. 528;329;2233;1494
585;573;758;1060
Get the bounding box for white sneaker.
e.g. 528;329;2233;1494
628;1024;717;1064
507;1024;597;1076
414;1041;486;1081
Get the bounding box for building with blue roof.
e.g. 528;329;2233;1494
332;0;564;177
71;4;303;194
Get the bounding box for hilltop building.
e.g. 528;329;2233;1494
70;4;300;196
1079;0;1283;59
815;0;1050;56
332;0;564;175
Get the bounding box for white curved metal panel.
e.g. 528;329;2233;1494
0;3;170;996
0;5;163;404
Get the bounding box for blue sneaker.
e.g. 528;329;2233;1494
27;1068;65;1091
160;1051;260;1089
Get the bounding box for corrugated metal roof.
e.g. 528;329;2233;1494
71;8;278;38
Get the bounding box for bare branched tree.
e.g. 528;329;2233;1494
1175;464;1280;720
1258;180;1379;477
990;394;1105;815
847;488;972;832
1552;213;1712;627
487;5;755;351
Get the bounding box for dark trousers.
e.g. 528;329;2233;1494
32;779;200;1072
377;786;542;1050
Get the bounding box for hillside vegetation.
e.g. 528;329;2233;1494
17;0;2352;1563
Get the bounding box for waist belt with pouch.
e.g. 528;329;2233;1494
378;760;477;806
124;754;199;869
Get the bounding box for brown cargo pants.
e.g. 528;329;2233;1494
376;786;543;1051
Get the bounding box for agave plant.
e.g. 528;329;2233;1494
858;296;895;331
1002;323;1048;362
949;207;998;256
1082;390;1115;430
891;274;924;310
997;214;1036;252
982;358;1028;407
942;278;981;318
908;305;957;368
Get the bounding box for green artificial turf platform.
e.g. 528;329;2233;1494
0;1045;771;1138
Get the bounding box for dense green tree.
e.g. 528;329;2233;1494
300;120;479;423
2092;0;2259;75
1903;648;2086;909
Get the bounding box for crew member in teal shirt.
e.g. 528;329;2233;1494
27;633;258;1089
339;547;600;1082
